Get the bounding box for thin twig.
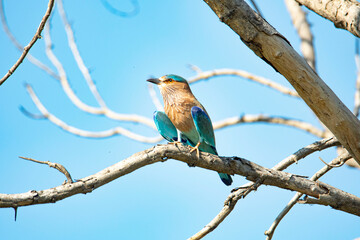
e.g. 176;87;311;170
264;152;352;240
213;114;327;138
19;156;73;183
57;0;107;108
188;68;300;97
249;0;263;18
43;8;155;128
188;137;340;240
25;84;162;143
0;0;55;86
354;39;360;117
319;156;345;168
0;0;59;80
19;105;46;119
285;0;316;71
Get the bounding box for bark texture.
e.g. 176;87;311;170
1;144;360;216
204;0;360;165
295;0;360;38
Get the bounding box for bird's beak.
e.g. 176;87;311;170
147;78;160;85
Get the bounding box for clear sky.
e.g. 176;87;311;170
0;0;359;239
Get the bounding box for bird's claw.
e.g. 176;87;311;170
169;141;182;147
189;142;201;158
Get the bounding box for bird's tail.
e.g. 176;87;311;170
218;173;233;186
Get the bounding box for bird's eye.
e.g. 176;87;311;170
168;79;173;83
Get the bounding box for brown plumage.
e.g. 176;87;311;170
147;74;233;186
160;81;205;133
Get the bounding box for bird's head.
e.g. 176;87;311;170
147;74;190;95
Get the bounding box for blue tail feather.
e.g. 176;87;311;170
218;173;233;186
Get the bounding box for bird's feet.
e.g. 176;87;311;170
189;142;201;158
169;141;183;147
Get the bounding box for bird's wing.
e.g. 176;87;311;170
191;106;216;149
191;108;232;186
153;111;178;142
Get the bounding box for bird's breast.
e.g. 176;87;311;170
165;100;197;133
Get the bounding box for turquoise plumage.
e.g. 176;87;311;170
148;74;233;186
153;111;178;142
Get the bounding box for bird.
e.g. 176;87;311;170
147;74;233;186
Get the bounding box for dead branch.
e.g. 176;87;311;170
0;0;59;80
264;152;352;240
285;0;316;71
1;144;359;219
25;84;162;143
203;0;360;165
294;0;360;38
188;68;300;97
188;137;340;239
213;114;327;138
0;0;55;86
19;156;73;183
43;10;155;128
354;40;360;117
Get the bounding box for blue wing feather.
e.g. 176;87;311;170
191;106;216;148
153;111;178;142
154;111;188;144
191;106;233;186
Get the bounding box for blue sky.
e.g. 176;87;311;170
0;0;359;239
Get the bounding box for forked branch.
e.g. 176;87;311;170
2;142;358;220
0;0;55;86
188;137;340;239
204;0;360;164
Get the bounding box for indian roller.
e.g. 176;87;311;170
147;74;233;186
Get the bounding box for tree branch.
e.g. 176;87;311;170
19;156;73;183
1;143;358;219
203;0;360;165
188;68;300;97
57;0;107;109
43;12;155;129
354;39;360;117
213;114;327;138
188;137;340;240
285;0;316;71
0;0;55;86
25;84;162;143
0;0;59;80
294;0;360;38
264;152;352;240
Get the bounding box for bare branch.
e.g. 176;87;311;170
25;84;162;143
188;68;300;98
0;0;59;80
213;114;327;138
285;0;316;71
249;0;263;18
43;6;155;129
0;0;55;86
19;156;73;183
264;152;352;240
189;137;340;240
204;0;360;165
294;0;360;38
319;156;345;168
1;144;359;219
354;39;360;117
57;0;107;109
